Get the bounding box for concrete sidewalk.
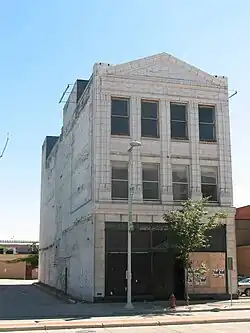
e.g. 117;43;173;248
35;283;250;315
1;310;250;332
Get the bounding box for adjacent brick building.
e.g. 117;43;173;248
0;240;38;279
39;53;237;302
235;205;250;277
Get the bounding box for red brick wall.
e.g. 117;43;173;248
237;245;250;277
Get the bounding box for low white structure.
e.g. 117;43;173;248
39;53;236;302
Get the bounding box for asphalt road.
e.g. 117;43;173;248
0;279;80;320
8;322;250;332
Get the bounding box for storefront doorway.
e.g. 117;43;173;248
104;222;185;301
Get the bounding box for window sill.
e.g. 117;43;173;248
111;135;131;139
173;199;189;202
206;201;220;205
171;138;189;142
112;199;128;202
141;136;160;140
199;140;217;144
143;200;161;204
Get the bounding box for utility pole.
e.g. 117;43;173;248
125;140;141;309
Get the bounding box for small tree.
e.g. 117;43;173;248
163;198;227;305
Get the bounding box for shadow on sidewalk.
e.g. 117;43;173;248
0;281;245;321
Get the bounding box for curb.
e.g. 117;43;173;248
1;317;250;332
170;306;250;313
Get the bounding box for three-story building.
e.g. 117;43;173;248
39;53;237;302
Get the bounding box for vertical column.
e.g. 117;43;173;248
189;101;202;200
217;102;233;206
94;214;105;298
161;100;172;203
226;211;237;294
131;96;142;202
97;92;111;201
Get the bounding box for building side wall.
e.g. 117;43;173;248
39;83;95;301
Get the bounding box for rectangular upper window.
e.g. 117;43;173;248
170;103;188;140
111;98;130;136
201;166;218;202
141;100;159;138
172;165;189;201
199;105;216;142
142;164;160;200
111;162;128;199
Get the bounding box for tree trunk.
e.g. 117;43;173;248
185;268;189;307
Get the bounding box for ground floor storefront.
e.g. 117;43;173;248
39;206;238;302
95;221;233;302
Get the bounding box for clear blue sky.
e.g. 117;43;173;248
0;1;249;240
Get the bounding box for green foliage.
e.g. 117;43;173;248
163;198;227;267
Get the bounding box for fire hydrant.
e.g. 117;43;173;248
169;293;176;310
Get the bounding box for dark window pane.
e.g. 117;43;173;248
199;123;215;141
141;119;158;137
141;101;158;118
111;99;128;116
199;106;214;123
132;230;151;251
171;121;187;139
143;182;159;200
173;183;189;201
143;165;158;181
172;167;188;182
112;166;128;180
112;180;128;199
111;116;129;135
170;104;186;121
201;171;217;184
201;184;218;201
152;230;168;248
106;230;127;252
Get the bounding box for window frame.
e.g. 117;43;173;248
198;105;216;142
111;162;129;200
142;163;160;201
111;97;130;136
172;165;190;201
200;166;218;202
141;99;159;138
170;102;188;140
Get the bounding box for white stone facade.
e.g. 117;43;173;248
39;53;237;301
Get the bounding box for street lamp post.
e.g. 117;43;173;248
125;140;141;310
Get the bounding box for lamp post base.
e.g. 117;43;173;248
125;302;134;310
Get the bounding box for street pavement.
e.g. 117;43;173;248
1;279;250;331
7;322;250;332
0;279;89;320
